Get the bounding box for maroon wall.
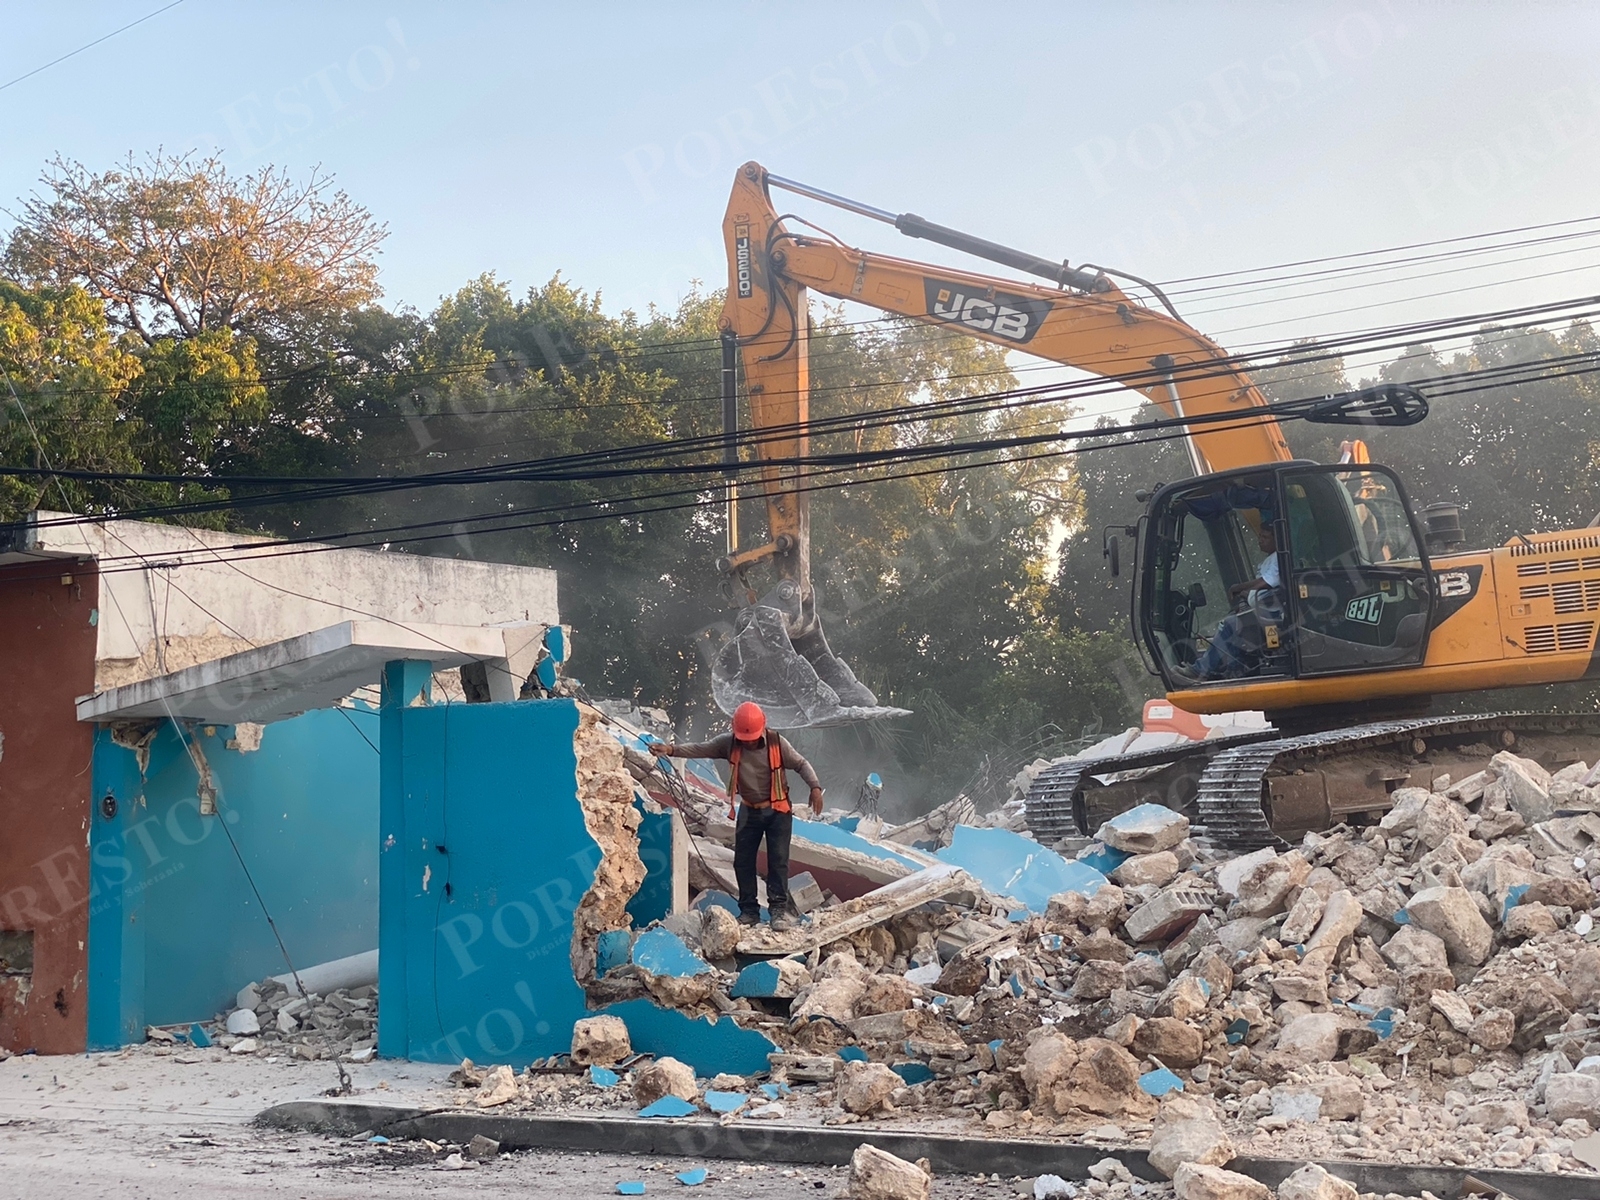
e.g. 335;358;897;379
0;560;98;1053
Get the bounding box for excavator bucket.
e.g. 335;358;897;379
711;603;910;729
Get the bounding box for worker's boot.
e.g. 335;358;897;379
737;910;761;927
770;907;801;933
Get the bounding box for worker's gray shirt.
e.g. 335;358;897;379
671;733;820;803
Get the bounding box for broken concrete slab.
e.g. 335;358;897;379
1098;803;1191;855
1125;885;1216;944
736;864;974;957
936;825;1106;912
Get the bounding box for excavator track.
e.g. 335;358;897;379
1027;711;1600;850
1024;729;1279;842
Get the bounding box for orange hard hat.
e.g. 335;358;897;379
732;702;766;740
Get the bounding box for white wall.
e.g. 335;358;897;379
22;513;559;689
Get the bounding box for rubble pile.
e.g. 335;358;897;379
574;745;1600;1193
208;977;376;1062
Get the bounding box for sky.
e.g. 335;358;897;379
3;1;1600;374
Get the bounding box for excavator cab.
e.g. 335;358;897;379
1137;462;1437;690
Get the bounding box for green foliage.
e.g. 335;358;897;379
0;280;143;520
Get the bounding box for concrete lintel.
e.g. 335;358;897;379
75;620;508;725
253;1105;1600;1199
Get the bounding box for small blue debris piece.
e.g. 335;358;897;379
729;961;784;999
1198;979;1212;999
1503;883;1531;920
676;1168;708;1187
838;1047;868;1063
617;1183;646;1195
368;1135;390;1144
597;929;634;977
1368;1007;1398;1040
891;1062;934;1085
759;1082;791;1100
1008;972;1024;998
590;1066;620;1088
1392;909;1411;925
1077;843;1132;877
1138;1068;1185;1096
638;1096;698;1118
1225;1018;1251;1045
632;927;711;978
188;1023;212;1048
988;1039;1005;1056
704;1090;747;1113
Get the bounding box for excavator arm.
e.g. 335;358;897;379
712;160;1293;727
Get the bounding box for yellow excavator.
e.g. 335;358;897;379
712;161;1600;846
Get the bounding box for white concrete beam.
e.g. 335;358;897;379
75;620;507;725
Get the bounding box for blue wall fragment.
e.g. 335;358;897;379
631;927;710;978
604;998;775;1077
936;825;1106;912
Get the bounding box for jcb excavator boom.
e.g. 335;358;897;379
713;160;1293;726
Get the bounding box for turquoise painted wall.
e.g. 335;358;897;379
87;708;379;1047
377;676;773;1074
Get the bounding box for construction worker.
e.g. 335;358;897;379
653;701;824;932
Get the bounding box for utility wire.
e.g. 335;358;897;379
0;1;185;94
14;289;1600;533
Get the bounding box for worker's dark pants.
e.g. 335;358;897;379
733;803;792;918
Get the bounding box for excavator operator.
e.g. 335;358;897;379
1193;523;1287;681
653;702;824;932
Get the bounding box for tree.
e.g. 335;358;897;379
4;153;385;355
0;280;144;520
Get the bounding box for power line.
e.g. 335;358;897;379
14;339;1598;586
0;1;185;94
16;289;1599;521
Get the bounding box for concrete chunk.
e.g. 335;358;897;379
1546;1072;1600;1124
1488;751;1555;825
1277;1163;1358;1200
633;1056;698;1106
1099;803;1191;854
1147;1096;1235;1179
1405;886;1493;965
570;1015;631;1066
1171;1162;1271;1200
1275;1012;1342;1062
837;1061;900;1115
1125;886;1215;943
849;1144;931;1200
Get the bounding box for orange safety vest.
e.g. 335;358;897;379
727;736;789;817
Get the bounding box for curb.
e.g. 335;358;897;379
259;1100;1600;1199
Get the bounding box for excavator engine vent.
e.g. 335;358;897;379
1523;622;1597;654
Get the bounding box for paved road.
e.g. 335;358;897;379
0;1050;1016;1199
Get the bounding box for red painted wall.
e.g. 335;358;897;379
0;560;98;1053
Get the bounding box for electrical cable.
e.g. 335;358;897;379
0;0;184;93
14;288;1600;538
